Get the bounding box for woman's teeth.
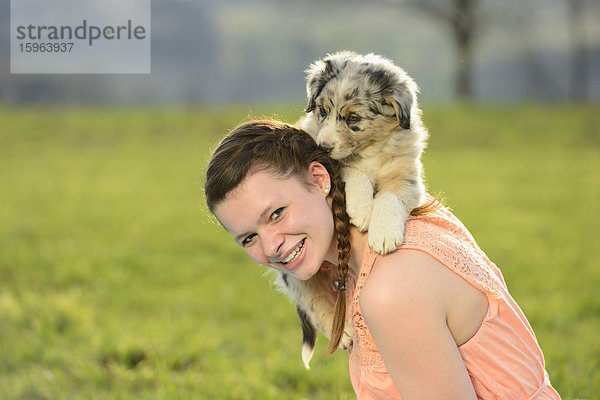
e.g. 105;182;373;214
281;239;304;264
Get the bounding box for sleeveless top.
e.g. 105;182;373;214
347;203;561;399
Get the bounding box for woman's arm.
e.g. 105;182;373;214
360;249;477;400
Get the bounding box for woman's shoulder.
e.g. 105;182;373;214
360;249;450;321
360;248;489;347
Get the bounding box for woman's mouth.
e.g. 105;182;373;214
280;239;305;265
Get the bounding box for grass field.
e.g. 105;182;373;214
0;104;598;399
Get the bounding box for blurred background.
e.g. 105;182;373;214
1;1;599;399
1;0;599;105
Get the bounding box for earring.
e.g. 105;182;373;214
324;185;330;194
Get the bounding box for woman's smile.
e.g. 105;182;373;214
277;238;306;270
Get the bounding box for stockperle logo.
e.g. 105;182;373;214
11;0;150;74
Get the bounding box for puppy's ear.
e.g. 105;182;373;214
305;96;317;114
386;82;413;130
305;59;337;113
366;65;413;130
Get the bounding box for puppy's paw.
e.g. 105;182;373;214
347;197;372;232
368;192;409;254
368;221;404;255
342;168;374;232
338;321;354;350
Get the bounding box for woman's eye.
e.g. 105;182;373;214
347;113;361;124
242;233;256;247
318;105;327;119
271;207;284;221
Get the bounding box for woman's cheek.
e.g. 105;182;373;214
246;246;269;267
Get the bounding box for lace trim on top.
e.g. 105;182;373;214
349;205;505;367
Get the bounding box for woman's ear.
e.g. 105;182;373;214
307;161;331;196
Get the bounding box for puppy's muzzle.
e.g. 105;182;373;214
317;141;334;153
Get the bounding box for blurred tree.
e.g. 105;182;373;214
407;0;481;99
567;0;589;102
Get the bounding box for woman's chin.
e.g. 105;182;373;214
287;260;319;281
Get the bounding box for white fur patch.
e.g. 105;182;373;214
342;167;374;232
368;192;409;254
302;343;315;369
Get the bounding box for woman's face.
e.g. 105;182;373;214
213;162;337;280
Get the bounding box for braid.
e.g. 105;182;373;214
326;167;352;355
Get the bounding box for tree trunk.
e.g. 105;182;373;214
455;26;474;99
568;0;588;102
453;0;476;99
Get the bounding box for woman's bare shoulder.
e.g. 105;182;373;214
360;249;451;315
360;248;488;347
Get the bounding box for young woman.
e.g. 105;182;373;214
204;119;560;400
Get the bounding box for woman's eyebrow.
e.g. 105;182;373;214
234;231;250;243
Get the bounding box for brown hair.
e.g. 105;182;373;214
205;119;351;354
205;119;441;355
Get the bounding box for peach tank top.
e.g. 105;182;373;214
347;203;561;399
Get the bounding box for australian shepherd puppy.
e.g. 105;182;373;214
277;51;429;368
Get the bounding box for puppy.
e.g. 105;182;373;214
302;51;427;254
278;52;428;368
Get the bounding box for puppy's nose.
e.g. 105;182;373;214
318;141;333;152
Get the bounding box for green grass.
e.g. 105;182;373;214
0;104;598;399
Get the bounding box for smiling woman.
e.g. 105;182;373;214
204;119;353;357
203;119;562;400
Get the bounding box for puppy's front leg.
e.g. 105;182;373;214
342;167;374;232
293;265;353;352
368;191;408;254
274;267;352;369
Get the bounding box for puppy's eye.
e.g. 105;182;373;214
318;105;328;119
346;113;361;124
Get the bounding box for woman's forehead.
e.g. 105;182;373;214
220;170;295;211
232;168;291;195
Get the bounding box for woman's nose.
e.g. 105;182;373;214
261;226;284;260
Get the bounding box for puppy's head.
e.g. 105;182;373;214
304;51;419;159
